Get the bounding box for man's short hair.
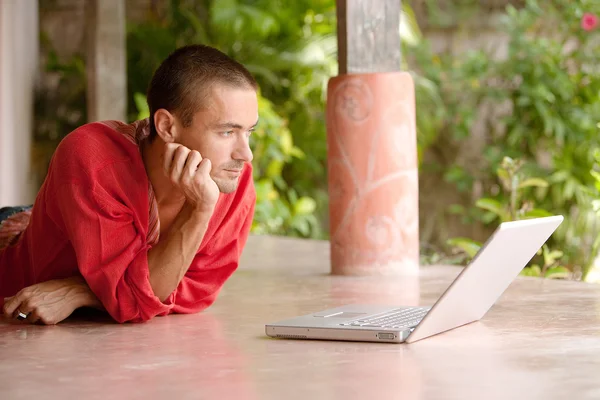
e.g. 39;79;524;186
146;44;258;140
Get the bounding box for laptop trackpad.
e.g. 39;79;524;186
313;311;367;318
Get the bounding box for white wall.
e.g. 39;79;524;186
0;0;39;207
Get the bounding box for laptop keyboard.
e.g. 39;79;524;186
339;308;430;329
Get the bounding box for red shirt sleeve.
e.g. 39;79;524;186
171;178;255;313
52;181;173;323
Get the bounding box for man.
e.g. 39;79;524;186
0;44;257;324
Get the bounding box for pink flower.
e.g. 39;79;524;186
581;13;599;31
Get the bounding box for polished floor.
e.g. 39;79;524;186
1;235;599;399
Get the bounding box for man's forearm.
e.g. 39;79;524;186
147;203;213;301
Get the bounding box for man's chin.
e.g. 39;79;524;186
214;179;238;194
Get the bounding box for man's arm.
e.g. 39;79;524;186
35;142;219;324
3;144;247;324
2;203;211;323
146;143;220;301
147;204;212;301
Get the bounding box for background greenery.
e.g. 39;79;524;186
409;0;600;280
34;0;600;281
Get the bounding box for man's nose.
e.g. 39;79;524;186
233;138;253;163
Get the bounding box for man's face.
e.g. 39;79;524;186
177;84;258;193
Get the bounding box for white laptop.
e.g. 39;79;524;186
265;215;564;344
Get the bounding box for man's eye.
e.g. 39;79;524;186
222;131;233;137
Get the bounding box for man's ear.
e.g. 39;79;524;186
153;109;179;143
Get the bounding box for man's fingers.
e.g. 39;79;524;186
2;297;13;317
26;310;41;324
196;158;212;177
163;143;180;174
12;297;34;320
184;151;202;178
3;294;20;317
170;146;191;182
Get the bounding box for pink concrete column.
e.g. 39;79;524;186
326;71;419;276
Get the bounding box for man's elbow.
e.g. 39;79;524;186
110;309;159;324
148;278;172;303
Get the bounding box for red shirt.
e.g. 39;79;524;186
0;120;255;323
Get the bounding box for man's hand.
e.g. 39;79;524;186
163;143;219;212
2;276;102;325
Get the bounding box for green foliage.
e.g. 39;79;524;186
447;157;570;278
412;0;600;278
446;237;482;259
32;32;87;182
587;150;600;280
248;93;321;237
520;246;570;278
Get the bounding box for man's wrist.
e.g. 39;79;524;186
184;201;215;221
65;277;101;309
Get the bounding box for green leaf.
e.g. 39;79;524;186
280;130;294;155
564;179;576;200
134;92;149;120
497;168;510;183
210;0;238;27
520;264;542;277
289;146;305;159
400;3;422;47
544;266;570;279
475;198;506;218
254;179;275;201
266;160;283;179
447;204;465;215
293;218;310;236
592;200;600;214
446;237;482;258
238;5;278;37
522;209;553;218
287;188;298;204
481;211;499;224
542;246;564;267
547;250;564;260
293;197;316;215
518;178;549;189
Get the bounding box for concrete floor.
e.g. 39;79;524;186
1;235;599;399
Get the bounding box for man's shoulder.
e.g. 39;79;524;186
57;120;135;153
53;121;140;172
44;121;149;203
